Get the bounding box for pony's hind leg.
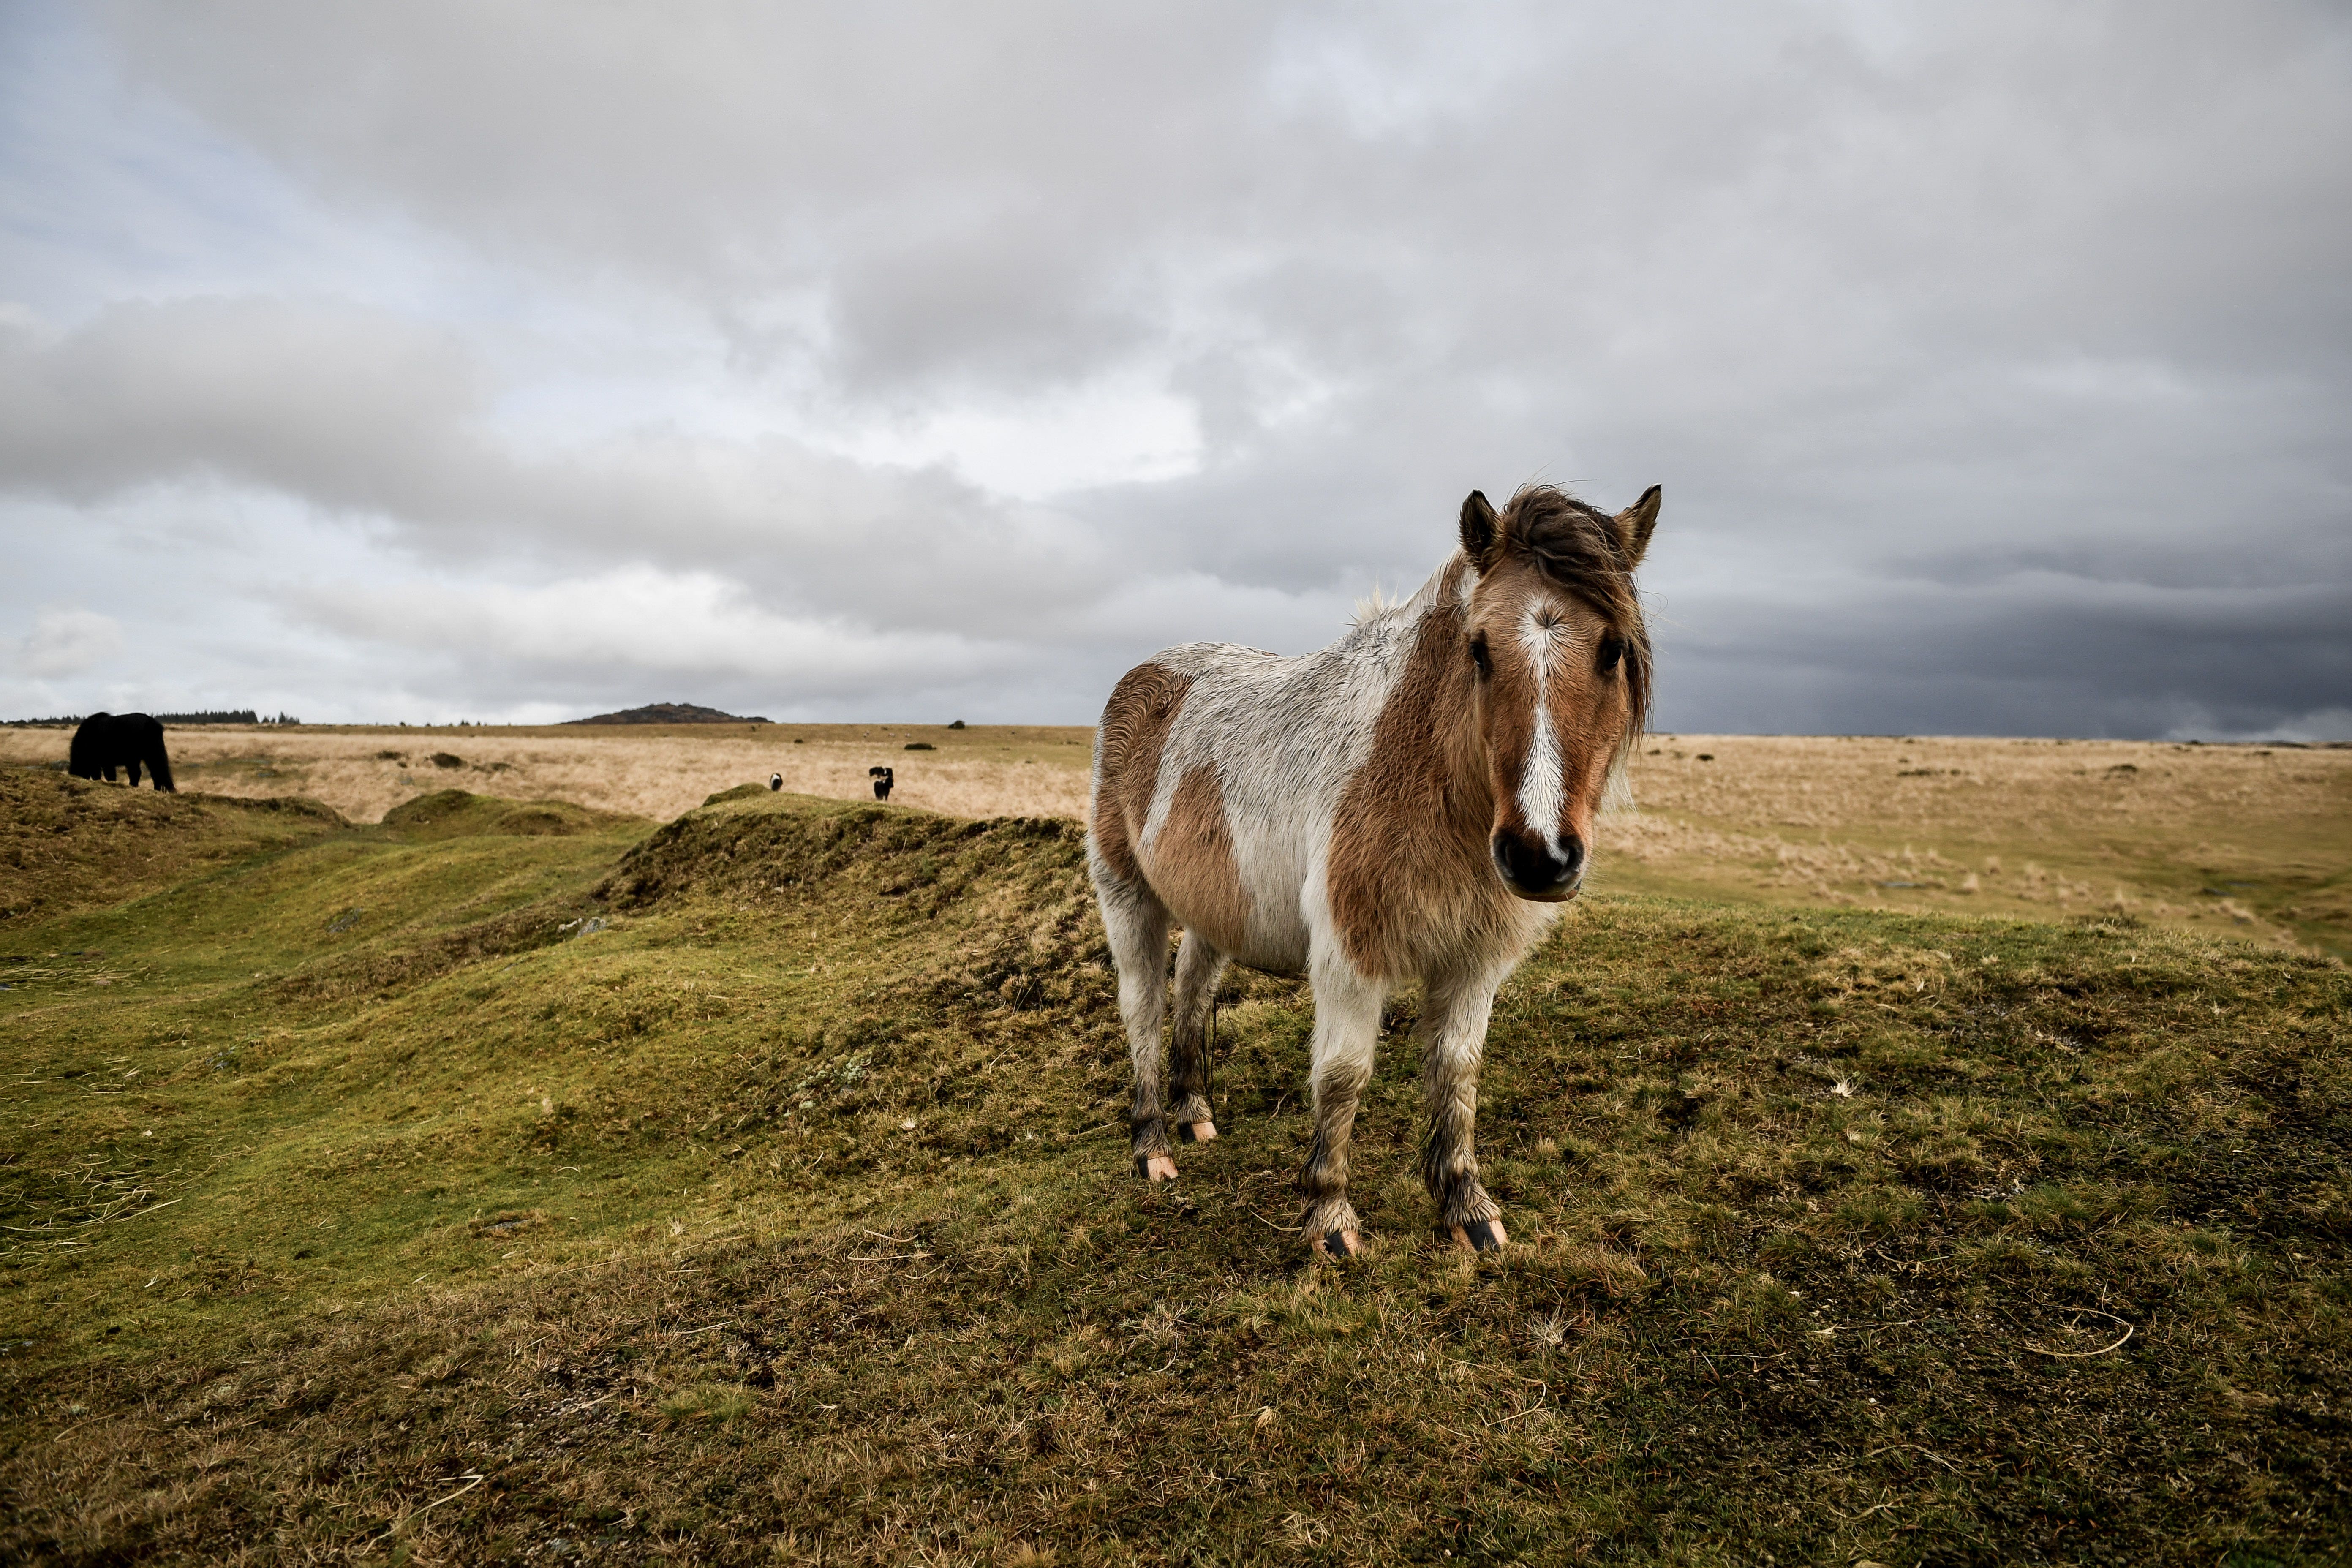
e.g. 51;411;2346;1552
1298;952;1386;1259
1167;931;1228;1144
1099;875;1179;1181
1417;964;1511;1251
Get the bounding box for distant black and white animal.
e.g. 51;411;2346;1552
769;773;783;791
868;765;893;801
68;713;176;792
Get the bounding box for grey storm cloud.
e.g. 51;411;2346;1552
0;0;2345;732
0;298;1124;640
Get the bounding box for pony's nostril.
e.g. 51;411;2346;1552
1492;828;1580;895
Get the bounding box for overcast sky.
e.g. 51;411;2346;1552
2;1;2346;736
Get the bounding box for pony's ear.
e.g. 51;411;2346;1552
1613;485;1661;567
1459;490;1500;571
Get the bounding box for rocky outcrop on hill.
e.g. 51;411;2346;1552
562;702;772;725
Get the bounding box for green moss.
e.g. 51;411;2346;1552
658;1381;757;1425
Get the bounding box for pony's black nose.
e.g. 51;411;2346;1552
1492;826;1584;899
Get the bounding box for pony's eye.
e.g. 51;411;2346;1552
1596;636;1625;675
1469;633;1492;679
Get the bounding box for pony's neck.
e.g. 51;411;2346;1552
1398;552;1496;841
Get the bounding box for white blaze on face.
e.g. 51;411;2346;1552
1516;606;1567;858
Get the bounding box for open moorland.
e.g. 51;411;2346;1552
0;736;2347;1563
5;724;2345;957
0;723;1096;828
1603;735;2352;963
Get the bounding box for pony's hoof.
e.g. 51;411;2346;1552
1310;1228;1361;1260
1441;1218;1510;1252
1136;1154;1180;1182
1178;1120;1218;1143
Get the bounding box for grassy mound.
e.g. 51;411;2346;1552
1;787;2347;1563
0;766;346;927
381;788;639;840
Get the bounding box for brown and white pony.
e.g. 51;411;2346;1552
1088;484;1658;1257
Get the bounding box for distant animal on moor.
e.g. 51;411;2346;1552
1088;483;1659;1259
68;712;177;792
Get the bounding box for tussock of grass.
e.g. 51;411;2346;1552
381;789;639;841
1;785;2347;1562
659;1381;758;1426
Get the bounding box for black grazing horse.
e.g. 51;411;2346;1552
868;765;893;801
68;713;176;791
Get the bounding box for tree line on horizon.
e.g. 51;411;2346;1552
2;710;299;728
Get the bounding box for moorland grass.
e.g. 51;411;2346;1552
1606;734;2352;961
6;724;2343;963
0;722;1097;827
0;770;347;925
1;770;2347;1563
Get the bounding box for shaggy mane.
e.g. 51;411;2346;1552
1498;484;1652;744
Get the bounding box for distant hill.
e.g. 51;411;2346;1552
561;702;771;726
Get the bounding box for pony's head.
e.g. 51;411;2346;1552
1457;483;1658;901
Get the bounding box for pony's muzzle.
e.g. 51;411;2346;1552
1491;826;1584;901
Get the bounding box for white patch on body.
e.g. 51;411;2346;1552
1096;551;1557;982
1126;580;1429;975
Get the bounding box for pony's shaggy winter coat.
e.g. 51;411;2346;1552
1089;484;1659;1255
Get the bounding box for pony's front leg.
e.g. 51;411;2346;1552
1100;880;1179;1181
1166;931;1227;1144
1298;952;1386;1259
1418;965;1511;1251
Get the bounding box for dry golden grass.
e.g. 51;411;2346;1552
1603;733;2352;957
7;722;2344;955
0;721;1092;827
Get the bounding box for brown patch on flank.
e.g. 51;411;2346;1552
1090;662;1191;885
1145;765;1251;954
1327;569;1516;977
